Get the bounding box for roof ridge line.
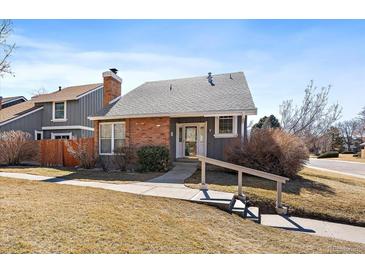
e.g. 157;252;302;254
143;71;244;84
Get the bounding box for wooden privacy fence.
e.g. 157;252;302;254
198;156;290;214
38;138;94;167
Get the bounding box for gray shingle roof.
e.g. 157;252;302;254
93;72;256;119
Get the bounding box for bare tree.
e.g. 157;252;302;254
65;140;96;169
0;131;39;165
0;20;15;77
357;106;365;140
280;81;342;142
31;87;48;97
359;106;365;121
338;119;359;151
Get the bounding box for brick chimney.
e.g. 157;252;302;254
0;96;2;111
102;68;122;107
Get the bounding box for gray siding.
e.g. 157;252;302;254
79;87;104;128
170;116;243;161
40;87;103;129
0;109;43;138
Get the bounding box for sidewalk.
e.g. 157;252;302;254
1;170;365;244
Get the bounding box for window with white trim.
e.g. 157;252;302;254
52;101;67;121
214;116;238;138
51;132;72;139
218;116;234;134
99;122;126;154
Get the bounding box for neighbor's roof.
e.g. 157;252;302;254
32;83;102;103
2;96;27;104
92;72;256;119
0;101;41;124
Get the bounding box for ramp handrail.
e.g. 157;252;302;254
197;156;289;212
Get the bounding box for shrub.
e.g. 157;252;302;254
137;145;170;172
113;146;135;171
226;129;309;178
65;139;96;169
353;152;360;158
0;130;39;165
96;156;111;172
317;151;339;158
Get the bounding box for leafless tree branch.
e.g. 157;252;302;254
279;81;342;140
0;19;16;77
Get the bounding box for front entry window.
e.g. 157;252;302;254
99;122;126;155
100;124;112;154
185;126;197;157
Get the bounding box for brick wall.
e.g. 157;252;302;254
93;117;171;156
127;117;170;148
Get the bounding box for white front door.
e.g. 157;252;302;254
176;123;207;158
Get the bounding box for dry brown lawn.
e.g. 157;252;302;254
185;167;365;226
0;166;162;184
1;177;364;253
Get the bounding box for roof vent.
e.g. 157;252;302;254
207;72;215;86
169;84;172;91
110;68;118;74
58;86;62;91
229;73;233;80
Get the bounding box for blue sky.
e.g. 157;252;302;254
0;20;364;123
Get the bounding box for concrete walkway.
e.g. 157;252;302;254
148;162;198;183
261;215;365;244
307;158;365;179
1;170;365;244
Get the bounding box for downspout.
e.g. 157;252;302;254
241;114;248;144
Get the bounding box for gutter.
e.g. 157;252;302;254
88;108;258;121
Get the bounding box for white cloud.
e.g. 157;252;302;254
0;34;223;98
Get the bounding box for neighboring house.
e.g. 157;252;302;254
0;96;27;109
90;71;257;161
361;142;365;159
0;70;121;140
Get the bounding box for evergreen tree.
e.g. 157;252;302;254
253;115;281;129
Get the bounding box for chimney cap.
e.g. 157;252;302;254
103;70;123;83
110;68;118;74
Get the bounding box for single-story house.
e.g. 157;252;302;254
89;70;257;161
